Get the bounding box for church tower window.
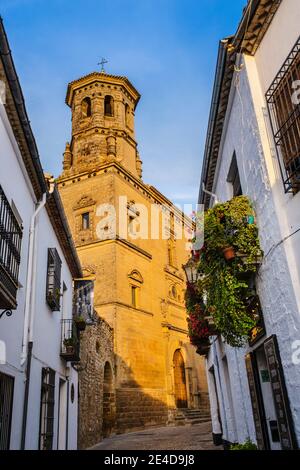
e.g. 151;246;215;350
81;97;92;118
131;285;138;308
104;95;114;116
82;212;90;230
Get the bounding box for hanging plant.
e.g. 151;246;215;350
188;196;263;348
185;285;218;349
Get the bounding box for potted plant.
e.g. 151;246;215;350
230;439;258;450
188;196;264;348
196;339;211;357
222;246;235;261
74;315;86;331
63;337;75;354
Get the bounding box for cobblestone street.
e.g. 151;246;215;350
91;422;220;450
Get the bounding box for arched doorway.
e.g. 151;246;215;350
102;362;116;438
173;350;187;408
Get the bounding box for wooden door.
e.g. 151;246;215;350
173;350;187;409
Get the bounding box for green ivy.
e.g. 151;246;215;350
189;196;263;348
230;438;258;450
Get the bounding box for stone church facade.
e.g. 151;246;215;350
57;71;208;448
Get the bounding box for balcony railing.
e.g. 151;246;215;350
73;279;95;324
60;319;80;362
0;186;23;309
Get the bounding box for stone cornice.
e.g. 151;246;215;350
97;301;153;317
57;161;193;230
66;72;141;109
76;236;153;261
161;322;188;335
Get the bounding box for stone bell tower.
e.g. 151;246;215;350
57;69;209;448
61;71;143;179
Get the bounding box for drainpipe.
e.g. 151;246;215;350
20;179;55;449
66;377;70;450
21;192;47;367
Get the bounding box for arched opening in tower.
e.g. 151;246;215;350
104;95;114;117
81;97;92;118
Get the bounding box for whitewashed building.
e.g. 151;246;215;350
199;0;300;450
0;19;83;450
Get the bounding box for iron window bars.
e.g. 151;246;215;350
266;36;300;193
73;279;95;324
0;186;23;309
46;248;62;311
60;319;80;362
39;368;55;451
0;373;14;450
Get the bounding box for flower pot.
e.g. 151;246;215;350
196;341;210;357
66;345;74;355
223;246;235;261
75;320;86;331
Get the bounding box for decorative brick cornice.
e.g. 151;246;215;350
66;72;141;109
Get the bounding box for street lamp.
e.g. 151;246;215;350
182;257;201;285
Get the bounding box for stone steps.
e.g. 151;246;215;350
174;408;211;427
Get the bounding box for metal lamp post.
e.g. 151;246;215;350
182;257;201;285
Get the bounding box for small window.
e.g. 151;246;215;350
171;285;177;299
82;212;90;230
227;153;242;197
39;368;55;450
46;248;62;311
131;286;138;308
81;97;92;118
168;240;176;267
104;95;114;116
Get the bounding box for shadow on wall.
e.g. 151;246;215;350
76;318;208;449
77;318;169;449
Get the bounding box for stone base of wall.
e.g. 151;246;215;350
116;388;169;434
78;317;115;450
199;392;210;412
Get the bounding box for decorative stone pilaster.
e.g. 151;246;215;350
63;142;72;171
136;151;143;178
106;134;116;159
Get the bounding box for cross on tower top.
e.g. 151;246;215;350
98;58;108;73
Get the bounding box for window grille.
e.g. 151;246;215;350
39;368;55;450
0;186;23;309
266;37;300;193
46;248;62;311
0;372;14;450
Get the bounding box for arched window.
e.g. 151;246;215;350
81;97;92;118
128;270;143;308
104;95;114;116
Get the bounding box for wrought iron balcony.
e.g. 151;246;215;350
60;319;80;362
0;186;23;310
266;37;300;193
73;279;95;325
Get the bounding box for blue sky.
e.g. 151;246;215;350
1;0;246;206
